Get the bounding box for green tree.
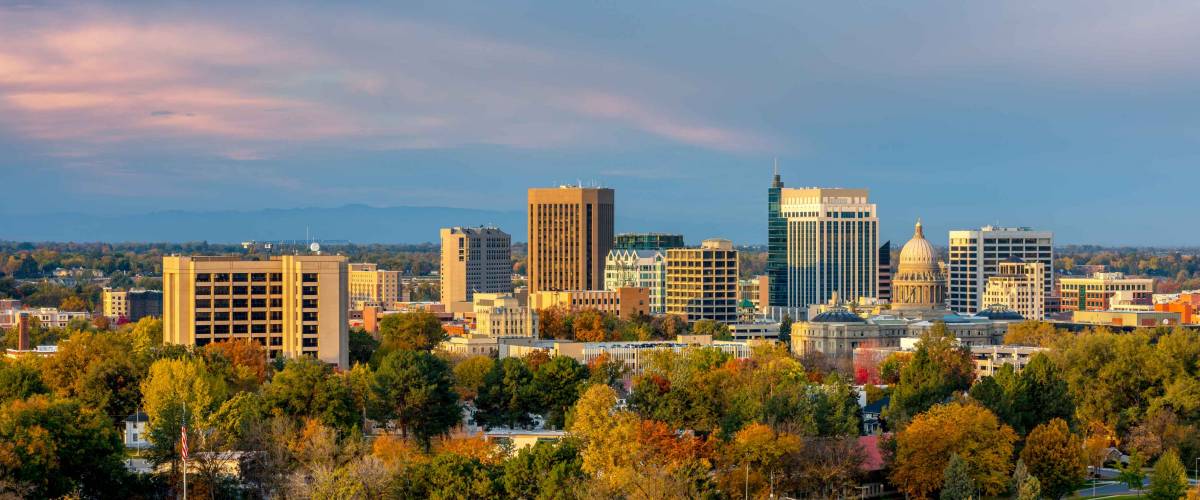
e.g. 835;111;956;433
475;357;539;429
371;349;460;450
1018;475;1042;500
400;452;500;499
348;328;379;366
140;356;230;462
940;453;975;500
1012;353;1075;434
779;313;792;345
692;319;731;340
0;358;47;404
884;324;974;427
263;357;358;433
533;356;589;429
1149;449;1188;500
1118;453;1146;490
453;355;495;400
378;312;447;353
42;330;144;425
0;395;127;497
1020;418;1086;499
502;439;586;499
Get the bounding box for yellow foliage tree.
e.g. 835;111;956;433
891;402;1017;498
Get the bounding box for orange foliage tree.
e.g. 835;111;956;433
891;402;1017;498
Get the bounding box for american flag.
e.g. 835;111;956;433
181;425;188;460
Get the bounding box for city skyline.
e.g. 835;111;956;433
4;1;1200;246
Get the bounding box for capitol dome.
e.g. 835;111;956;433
892;219;947;311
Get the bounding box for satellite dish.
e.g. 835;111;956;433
310;242;321;253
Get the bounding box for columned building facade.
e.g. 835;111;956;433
780;187;878;309
527;186;615;293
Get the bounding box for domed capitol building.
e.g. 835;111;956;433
790;220;1022;363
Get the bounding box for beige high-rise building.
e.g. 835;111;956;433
162;255;349;368
983;260;1046;320
948;226;1053;314
440;227;513;308
778;187;878;309
348;263;401;309
527;186;614;294
665;239;739;323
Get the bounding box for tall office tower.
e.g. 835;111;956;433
604;249;668;314
348;263;401;309
665;239;739;323
440;226;513;305
613;233;685;251
947;225;1053;314
162;255;348;368
778;187;878;309
527;186;615;294
767;170;788;307
877;241;892;303
983;260;1046;320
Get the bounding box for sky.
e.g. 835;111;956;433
2;1;1199;245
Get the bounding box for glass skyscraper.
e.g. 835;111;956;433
767;171;787;307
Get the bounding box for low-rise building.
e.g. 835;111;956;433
529;288;650;319
982;260;1046;320
1154;291;1200;324
970;345;1047;379
124;411;150;449
1070;310;1180;328
473;293;537;338
729;321;781;341
791;308;1020;362
440;335;500;357
1;307;90;329
496;335;755;375
1059;272;1154;312
103;288;163;322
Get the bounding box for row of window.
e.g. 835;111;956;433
195;324;319;335
195;272;319;283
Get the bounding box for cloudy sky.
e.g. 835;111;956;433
2;1;1198;245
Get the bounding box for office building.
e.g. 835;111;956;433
613;233;684;251
982;260;1046;320
473;293;538;338
529;287;650;320
1071;310;1179;328
878;241;892;303
162;255;349;368
767;169;788;307
0;307;89;329
947;225;1053;314
348;263;401;310
103;288;163;323
775;186;878;309
1059;272;1154;312
439;226;513;308
736;275;769;313
527;186;614;294
665;239;739;323
604;249;668;314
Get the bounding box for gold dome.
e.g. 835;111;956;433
898;219;938;271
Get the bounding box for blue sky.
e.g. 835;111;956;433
1;1;1198;245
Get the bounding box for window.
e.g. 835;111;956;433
251;311;266;321
196;273;211;282
214;286;230;295
232;299;248;308
196;338;211;347
194;299;210;308
195;286;211;296
302;286;318;296
251;273;266;282
302;273;318;283
302;299;318;309
302;338;318;347
233;324;248;334
269;336;282;346
214;311;230;321
302;312;318;322
251;298;266;308
214;273;230;282
214;324;230;334
232;311;248;321
270;324;282;333
270;311;282;321
270;286;282;294
195;325;211;335
251;286;266;295
270;273;282;282
213;299;230;308
195;312;210;322
232;286;247;295
270;298;282;308
302;325;318;334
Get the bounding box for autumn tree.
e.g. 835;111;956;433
370;349;459;450
502;439;587;499
892;402;1017;498
41;330;144;425
692;319;731;340
379;312;447;353
0;357;47;404
1004;321;1063;347
721;423;802;498
452;355;494;400
572;309;610;342
0;395;127;497
263;356;359;433
141;356;231;463
1020;418;1086;499
204;338;269;391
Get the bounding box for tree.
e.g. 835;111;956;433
399;452;501;499
789;436;866;498
1011;353;1074;434
778;313;792;345
533;355;589;429
59;295;87;312
1020;418;1086;499
204;338;269;390
1018;475;1042;500
452;355;495;400
502;439;586;499
379;312;447;352
1118;453;1146;491
572;309;609;342
892;402;1017;498
940;453;975;500
692;319;731;340
723;423;803;498
41;330;143;425
884;324;974;427
140;356;230;463
128;316;163;354
1149;449;1189;500
263;357;358;433
349;328;379;366
0;358;47;404
537;305;573;340
1004;321;1062;347
474;357;539;429
0;395;127;497
371;349;460;450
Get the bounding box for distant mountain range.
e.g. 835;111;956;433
2;205;527;244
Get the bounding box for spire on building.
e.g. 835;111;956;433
771;158;783;188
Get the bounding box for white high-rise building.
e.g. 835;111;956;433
983;260;1046;320
948;226;1053;314
780;188;878;309
603;249;667;314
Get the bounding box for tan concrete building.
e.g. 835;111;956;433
529;287;650;320
440;227;513;309
348;263;401;310
162;255;349;368
1070;309;1179;328
103;288;163;323
665;239;739;323
778;187;878;309
982;260;1045;320
473;293;537;338
527;186;614;294
103;288;128;319
737;275;770;313
1059;272;1154;312
948;226;1054;314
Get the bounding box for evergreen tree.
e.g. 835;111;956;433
941;453;976;500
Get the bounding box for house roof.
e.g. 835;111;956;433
125;411;148;423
